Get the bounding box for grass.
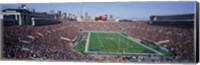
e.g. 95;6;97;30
75;32;173;57
88;32;158;54
142;41;173;57
75;40;86;54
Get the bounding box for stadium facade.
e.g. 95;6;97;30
149;14;194;26
2;8;60;26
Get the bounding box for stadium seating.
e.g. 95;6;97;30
3;21;194;62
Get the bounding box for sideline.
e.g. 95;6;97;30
119;33;163;55
84;32;90;52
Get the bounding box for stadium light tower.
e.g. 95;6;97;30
64;13;67;19
82;7;88;19
105;14;108;18
69;13;72;19
81;8;84;18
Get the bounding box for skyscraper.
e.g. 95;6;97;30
85;12;88;18
57;11;62;17
110;15;113;19
63;12;67;19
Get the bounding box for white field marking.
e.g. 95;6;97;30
89;32;118;52
85;32;163;55
118;33;163;55
84;32;90;52
86;51;157;55
91;31;121;33
96;32;105;48
100;32;121;52
118;33;120;52
105;32;118;52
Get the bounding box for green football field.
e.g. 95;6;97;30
75;32;173;56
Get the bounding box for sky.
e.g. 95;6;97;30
1;2;196;20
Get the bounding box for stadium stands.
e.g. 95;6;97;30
148;14;194;27
3;20;194;62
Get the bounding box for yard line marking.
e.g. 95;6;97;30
119;33;163;55
96;32;105;50
84;32;90;52
118;33;121;52
106;33;116;51
87;51;158;55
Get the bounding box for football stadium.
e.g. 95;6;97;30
1;3;196;63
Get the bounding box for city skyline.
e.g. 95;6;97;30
1;2;196;20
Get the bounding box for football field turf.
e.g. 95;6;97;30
84;32;163;55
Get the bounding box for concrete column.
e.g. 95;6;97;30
15;15;18;20
31;17;35;26
18;14;22;25
154;17;157;21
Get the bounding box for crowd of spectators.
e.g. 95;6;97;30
2;21;195;63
